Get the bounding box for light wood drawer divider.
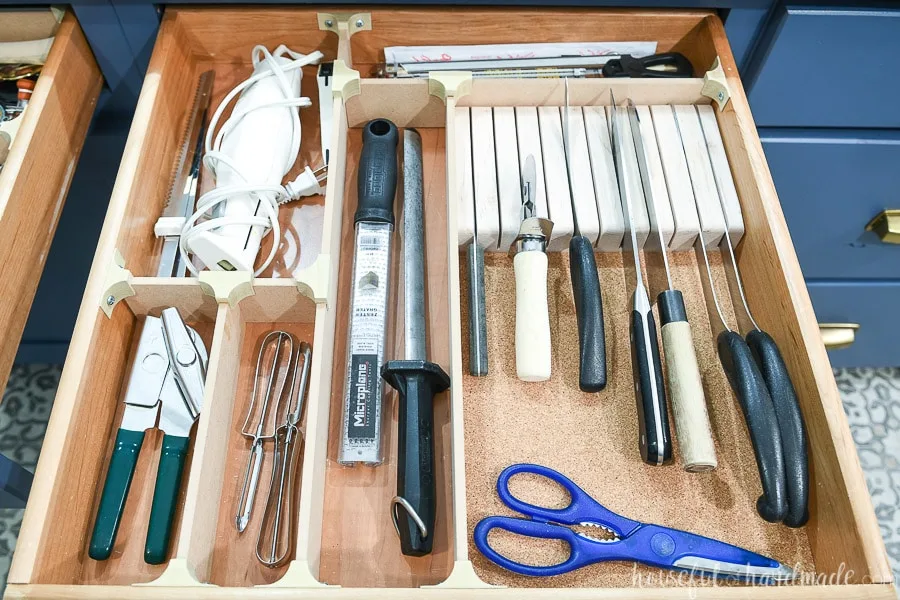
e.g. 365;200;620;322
0;11;101;395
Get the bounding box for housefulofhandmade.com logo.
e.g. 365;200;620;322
631;563;857;598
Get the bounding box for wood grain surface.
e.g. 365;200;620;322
0;13;101;398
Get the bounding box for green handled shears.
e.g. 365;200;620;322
89;307;207;564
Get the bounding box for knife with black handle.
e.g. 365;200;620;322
569;236;606;392
718;331;788;523
563;80;606;392
609;90;670;465
747;330;809;527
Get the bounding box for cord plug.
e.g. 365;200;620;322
285;165;327;201
155;216;187;237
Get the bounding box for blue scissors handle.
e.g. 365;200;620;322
496;464;639;534
474;516;596;577
475;516;782;578
477;465;790;581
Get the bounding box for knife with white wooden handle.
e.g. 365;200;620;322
628;100;715;472
513;155;553;382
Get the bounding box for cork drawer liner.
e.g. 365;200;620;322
5;6;893;600
0;11;101;400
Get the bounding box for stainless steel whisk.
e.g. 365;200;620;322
235;330;296;533
256;341;311;567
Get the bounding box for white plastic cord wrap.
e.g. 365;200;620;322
181;45;324;276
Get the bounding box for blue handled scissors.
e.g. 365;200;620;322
474;464;797;581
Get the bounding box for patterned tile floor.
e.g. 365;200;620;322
836;368;900;579
0;365;897;593
0;364;61;592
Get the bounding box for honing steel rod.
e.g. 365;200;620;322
562;79;606;392
626;100;715;472
467;241;488;376
609;91;671;466
382;129;451;556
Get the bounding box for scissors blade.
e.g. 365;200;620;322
674;556;797;582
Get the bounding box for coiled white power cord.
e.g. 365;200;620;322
181;45;325;276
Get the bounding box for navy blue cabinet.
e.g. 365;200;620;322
723;7;769;71
747;6;900;128
747;4;900;366
808;282;900;368
761;129;900;281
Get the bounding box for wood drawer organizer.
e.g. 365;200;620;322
7;6;892;599
0;10;101;397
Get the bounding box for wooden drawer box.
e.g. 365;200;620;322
6;6;893;599
0;10;101;396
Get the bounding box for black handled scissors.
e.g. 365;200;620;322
603;52;693;78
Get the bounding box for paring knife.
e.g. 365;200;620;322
609;91;671;466
512;155;553;382
626;100;715;472
562;79;606;392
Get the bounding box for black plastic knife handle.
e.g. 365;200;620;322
355;119;399;225
381;359;451;556
717;331;788;523
747;330;809;528
631;303;672;465
569;236;606;392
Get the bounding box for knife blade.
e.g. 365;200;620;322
609;91;671;466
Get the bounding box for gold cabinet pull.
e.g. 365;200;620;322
865;210;900;244
819;323;861;350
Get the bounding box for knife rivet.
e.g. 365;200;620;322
106;295;115;306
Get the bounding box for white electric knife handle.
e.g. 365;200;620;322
514;251;551;382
